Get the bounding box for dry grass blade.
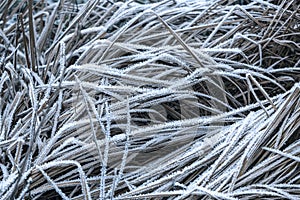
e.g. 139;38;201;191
28;0;36;72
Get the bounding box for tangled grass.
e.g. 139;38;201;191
0;0;300;199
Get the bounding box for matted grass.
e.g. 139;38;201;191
0;0;299;199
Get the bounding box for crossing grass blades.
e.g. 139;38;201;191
0;0;300;199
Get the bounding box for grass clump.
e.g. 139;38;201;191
0;0;300;199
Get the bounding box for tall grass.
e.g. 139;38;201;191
0;0;299;199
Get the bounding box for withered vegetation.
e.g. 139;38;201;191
0;0;299;199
